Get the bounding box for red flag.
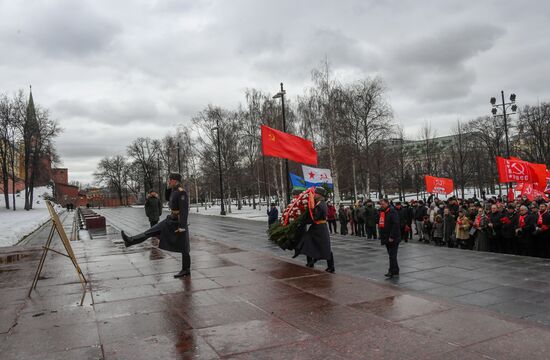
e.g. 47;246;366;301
424;175;454;195
545;170;550;194
496;156;533;183
521;183;549;201
529;163;547;191
261;125;317;165
507;187;515;201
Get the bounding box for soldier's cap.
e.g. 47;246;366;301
169;173;182;182
314;187;327;197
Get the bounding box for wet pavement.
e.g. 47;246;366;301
1;208;550;358
102;207;550;327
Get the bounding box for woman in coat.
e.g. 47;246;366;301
474;206;489;251
456;210;473;250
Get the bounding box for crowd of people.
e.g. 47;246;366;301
327;194;550;258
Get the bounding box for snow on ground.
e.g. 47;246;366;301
190;204;269;223
0;186;63;247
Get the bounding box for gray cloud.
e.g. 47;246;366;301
1;0;549;183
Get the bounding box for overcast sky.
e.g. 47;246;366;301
1;0;549;184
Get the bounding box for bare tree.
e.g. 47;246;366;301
94;155;128;205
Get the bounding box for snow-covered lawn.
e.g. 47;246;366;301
0;186;63;247
190;204;269;223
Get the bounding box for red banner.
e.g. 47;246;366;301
261;125;318;165
545;170;550;194
425;175;454;195
496;156;548;187
521;183;549;201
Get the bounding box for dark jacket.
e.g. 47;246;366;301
267;207;279;225
156;186;189;253
338;208;348;223
145;194;162;222
443;214;455;241
364;205;377;227
379;207;400;246
414;206;428;221
356;206;367;223
395;206;407;230
297;200;332;260
517;212;537;239
500;212;518;239
487;212;503;238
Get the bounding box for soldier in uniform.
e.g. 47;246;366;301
121;173;191;278
294;187;335;273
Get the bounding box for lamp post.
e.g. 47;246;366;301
490;91;518;193
490;91;517;159
177;142;182;175
213;116;226;215
157;153;162;196
273;82;291;206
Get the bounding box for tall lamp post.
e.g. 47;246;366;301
213;116;226;215
177;142;182;175
490;91;518;193
273;82;291;206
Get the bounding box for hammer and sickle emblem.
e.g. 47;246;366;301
510;162;525;176
269;133;276;141
435;179;443;186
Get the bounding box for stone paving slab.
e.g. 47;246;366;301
1;209;550;358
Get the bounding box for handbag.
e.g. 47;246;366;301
469;227;477;237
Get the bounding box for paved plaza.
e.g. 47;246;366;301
1;207;550;359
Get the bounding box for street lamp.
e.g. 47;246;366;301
177;142;182;175
212;116;226;215
490;91;518;159
273;82;291;206
490;91;518;194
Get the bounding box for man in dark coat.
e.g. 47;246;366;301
364;200;377;239
379;199;400;278
394;201;409;242
414;200;428;241
267;203;279;227
486;204;503;253
516;205;537;256
144;190;163;227
338;204;349;235
121;173;191;278
295;187;335;273
501;204;518;254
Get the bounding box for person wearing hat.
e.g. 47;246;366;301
121;173;191;278
294;187;335;273
500;204;518;254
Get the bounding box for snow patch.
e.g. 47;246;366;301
0;186;64;247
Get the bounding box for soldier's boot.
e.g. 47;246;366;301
121;231;149;248
325;252;335;273
174;253;191;278
306;256;315;268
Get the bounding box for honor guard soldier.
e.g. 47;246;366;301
121;173;191;278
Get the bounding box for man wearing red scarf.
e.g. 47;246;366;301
536;203;550;258
515;205;537;256
379;199;401;278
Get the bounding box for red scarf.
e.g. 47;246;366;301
519;214;526;228
474;215;481;228
379;208;389;229
538;210;546;226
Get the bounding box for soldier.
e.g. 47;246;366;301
121;173;191;278
294;187;335;273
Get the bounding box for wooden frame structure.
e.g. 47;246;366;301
28;200;88;305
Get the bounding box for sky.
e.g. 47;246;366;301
1;0;549;184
